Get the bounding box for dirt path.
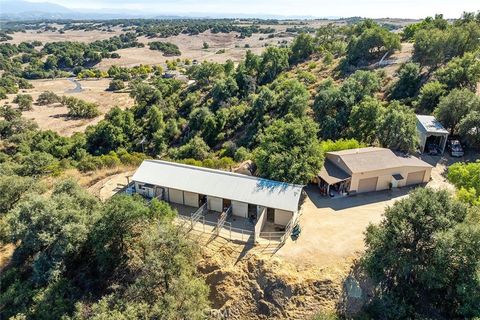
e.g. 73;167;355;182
66;78;83;93
87;170;133;201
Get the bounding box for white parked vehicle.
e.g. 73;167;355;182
448;140;464;157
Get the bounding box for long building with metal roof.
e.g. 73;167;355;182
131;160;304;227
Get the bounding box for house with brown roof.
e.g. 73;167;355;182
317;147;432;195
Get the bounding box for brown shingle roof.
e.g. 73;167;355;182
327;147;431;173
318;159;351;185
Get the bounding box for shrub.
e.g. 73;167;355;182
234;147;250;162
148;41;181;56
36;91;60;105
62;96;101;119
0;88;6;99
13;94;33;111
108;79;125;91
320;138;366;153
117;148;147;166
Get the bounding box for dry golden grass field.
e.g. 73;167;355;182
1;78;134;136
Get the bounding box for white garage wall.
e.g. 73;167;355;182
274;209;293;226
207;196;223;212
183;191;199;207
232;200;248;218
168;188;184;204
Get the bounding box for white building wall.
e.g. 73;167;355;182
168;188;184;204
255;206;267;241
207;196;223;212
183;191;199;207
350;166;432;193
232;200;248;218
274;209;293;226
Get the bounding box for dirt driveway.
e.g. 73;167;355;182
277;186;410;269
277;152;479;269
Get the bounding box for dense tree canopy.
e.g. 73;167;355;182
254;115;323;184
414;80;446;113
0;180;209;319
345;21;401;67
313;70;381;139
348;97;385;144
434;88;480;135
377;101;418;152
435;52;480;91
388;62;422;101
413;16;480;68
362;188;480;319
448;161;480;205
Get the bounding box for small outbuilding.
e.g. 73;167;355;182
416;115;449;154
317;147;432;196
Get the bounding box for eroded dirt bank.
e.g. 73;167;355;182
196;235;353;320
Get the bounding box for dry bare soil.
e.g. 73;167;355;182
98;32;293;69
7;26;124;45
1;78;134;136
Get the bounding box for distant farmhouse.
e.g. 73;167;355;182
317;147;432;196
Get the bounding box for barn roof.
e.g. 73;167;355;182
131;160;304;212
416;115;449;135
327;147;432;173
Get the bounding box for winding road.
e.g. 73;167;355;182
66;78;83;93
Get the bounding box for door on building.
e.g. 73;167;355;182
357;177;378;193
199;194;207;206
155;187;164;200
146;187;154;198
248;203;257;220
169;188;184;204
267;208;275;223
406;171;425;186
222;199;232;211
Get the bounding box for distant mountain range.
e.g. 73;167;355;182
0;0;335;20
1;0;71;14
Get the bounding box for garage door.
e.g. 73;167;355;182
357;177;378;193
207;196;223;212
406;171;425;186
183;191;199;207
232;201;248;218
169;188;184;204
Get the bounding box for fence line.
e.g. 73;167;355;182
176;205;298;246
190;203;207;229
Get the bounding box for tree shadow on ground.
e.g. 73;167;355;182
337;259;376;318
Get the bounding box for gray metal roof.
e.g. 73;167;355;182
131;160;304;212
416;115;449;135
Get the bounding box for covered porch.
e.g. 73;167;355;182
317;159;352;197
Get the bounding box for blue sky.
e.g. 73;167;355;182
26;0;479;18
